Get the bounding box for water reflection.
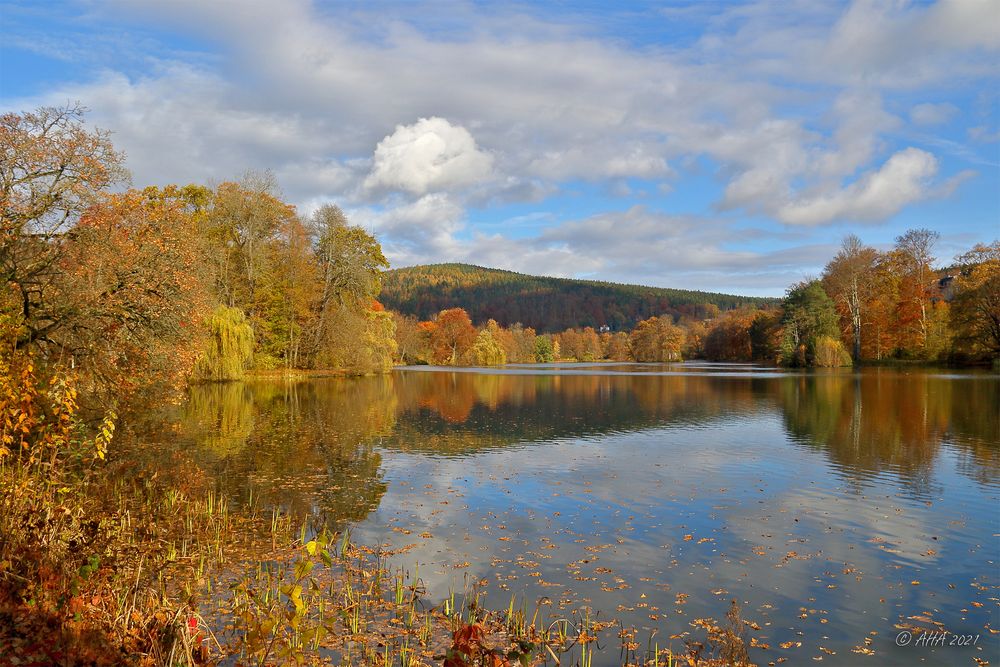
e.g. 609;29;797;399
152;365;1000;513
132;377;397;523
776;371;999;491
132;365;999;665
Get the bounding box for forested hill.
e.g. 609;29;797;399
380;263;777;332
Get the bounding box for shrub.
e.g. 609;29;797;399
812;335;852;367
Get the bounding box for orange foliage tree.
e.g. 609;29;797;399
703;310;757;362
55;188;212;395
823;235;878;362
430;308;477;365
1;105;127;353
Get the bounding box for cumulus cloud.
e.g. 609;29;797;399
347;193;467;267
364;118;494;196
777;148;939;225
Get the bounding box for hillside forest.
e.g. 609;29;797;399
380;263;775;331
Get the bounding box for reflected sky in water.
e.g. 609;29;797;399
136;363;1000;665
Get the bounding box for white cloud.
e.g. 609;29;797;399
348;193;467;267
777;147;939;226
12;0;989;224
364;117;494;196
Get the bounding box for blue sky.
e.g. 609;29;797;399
1;0;997;296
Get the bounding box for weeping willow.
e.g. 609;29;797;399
192;305;254;381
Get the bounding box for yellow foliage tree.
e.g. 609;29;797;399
950;242;1000;361
470;328;507;366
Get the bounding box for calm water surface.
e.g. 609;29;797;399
140;363;1000;665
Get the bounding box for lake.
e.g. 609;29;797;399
139;363;1000;665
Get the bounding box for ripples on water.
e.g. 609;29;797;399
134;363;999;665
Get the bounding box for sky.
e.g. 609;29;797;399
1;0;998;296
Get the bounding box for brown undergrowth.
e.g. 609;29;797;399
0;358;232;665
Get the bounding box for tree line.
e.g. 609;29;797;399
3;104;997;405
391;232;999;367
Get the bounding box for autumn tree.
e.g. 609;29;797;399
893;228;940;356
703;309;756;361
556;328;583;360
812;336;852;367
486;319;516;363
470;326;506;366
507;324;537;363
204;173;297;318
193;304;254;381
358;305;397;374
307;204;390;368
534;335;555;362
602;331;630;361
1;105;128;352
50;188;212;394
680;318;707;359
780;280;842;366
430;308;476;365
823;235;877;361
580;327;602;361
257;215;317;368
864;254;902;360
311;205;387;316
629;316;685;362
950;241;1000;360
393;312;431;364
748;309;782;362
